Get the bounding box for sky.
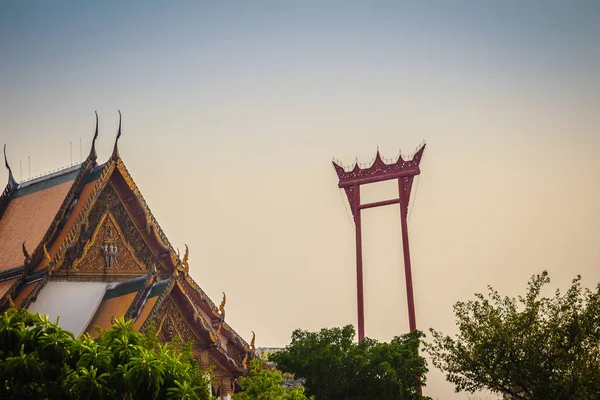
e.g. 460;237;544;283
1;1;600;398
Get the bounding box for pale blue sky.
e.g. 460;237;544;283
2;2;600;398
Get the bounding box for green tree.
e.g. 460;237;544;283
426;271;600;400
270;325;430;400
234;358;309;400
0;308;212;400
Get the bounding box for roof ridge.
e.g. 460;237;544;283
115;160;175;256
124;273;160;321
108;274;148;289
18;163;83;188
138;275;177;330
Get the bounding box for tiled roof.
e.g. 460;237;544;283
14;281;37;307
133;278;171;329
86;292;139;338
32;163;105;272
0;166;81;271
0;142;251;373
85;276;172;336
134;296;159;330
0;278;16;299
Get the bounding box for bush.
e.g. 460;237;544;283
0;308;212;400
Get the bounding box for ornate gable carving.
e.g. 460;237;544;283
157;297;197;343
70;212;146;275
56;184;166;279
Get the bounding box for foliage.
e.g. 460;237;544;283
426;271;600;400
0;308;212;400
269;325;430;400
233;358;309;400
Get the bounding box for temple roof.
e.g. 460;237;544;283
1;113;252;375
0;278;16;299
85;276;149;337
0;165;81;271
134;278;170;329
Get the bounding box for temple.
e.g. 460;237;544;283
0;113;252;398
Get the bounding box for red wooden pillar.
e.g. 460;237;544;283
398;177;417;332
353;185;365;341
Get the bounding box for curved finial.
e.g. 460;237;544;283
3;145;17;189
242;351;249;369
88;111;99;162
43;243;52;265
4;145;9;170
6;294;15;309
111;110;122;159
219;292;226;319
250;331;256;351
22;241;31;265
182;244;189;273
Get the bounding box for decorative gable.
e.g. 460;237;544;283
71;211;146;276
54;183;167;280
157;297;199;344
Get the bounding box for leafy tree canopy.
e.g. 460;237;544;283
0;308;212;400
234;358;309;400
426;271;600;400
269;325;430;400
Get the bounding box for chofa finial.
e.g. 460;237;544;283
112;110;122;159
22;241;31;265
3;144;18;189
88;111;99;162
182;244;189;273
219;292;226;319
242;351;249;369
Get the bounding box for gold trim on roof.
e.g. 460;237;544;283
173;280;218;343
178;275;250;350
182;244;189;274
115;160;175;258
48;160;116;272
6;294;15;308
43;243;52;264
29;156;98;270
138;276;177;331
242;352;248;370
219;292;226;319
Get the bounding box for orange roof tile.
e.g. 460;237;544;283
14;281;36;307
134;296;159;330
34;167;103;272
86;292;138;338
0;179;75;271
0;278;16;298
44;179;97;263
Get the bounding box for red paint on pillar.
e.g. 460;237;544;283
354;185;365;342
398;178;417;332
